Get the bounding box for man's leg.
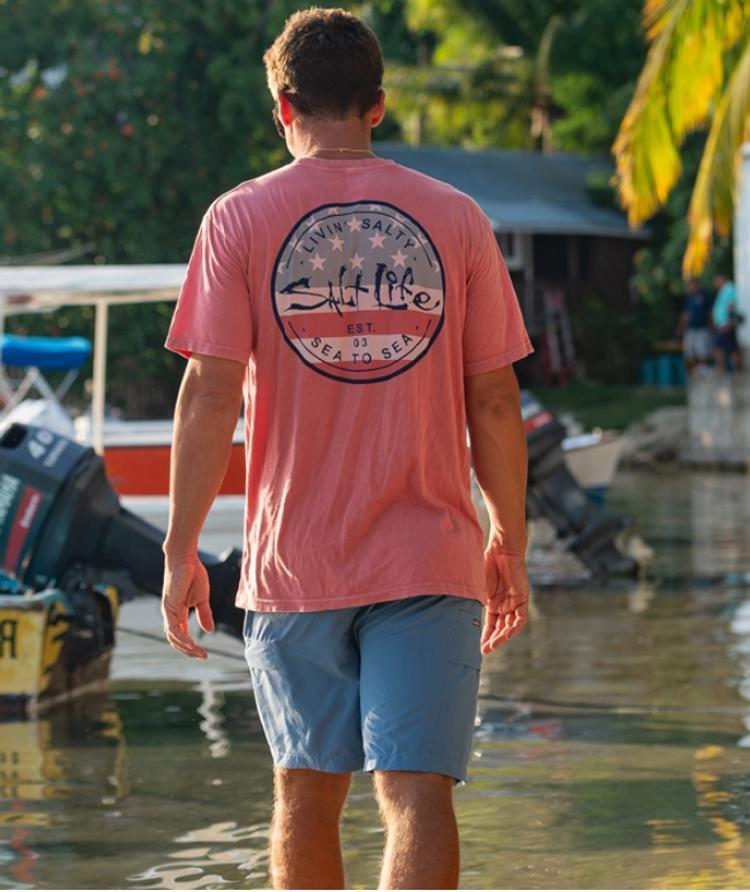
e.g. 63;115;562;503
731;338;743;371
270;767;352;890
683;333;696;372
243;609;363;889
374;770;459;890
356;596;484;889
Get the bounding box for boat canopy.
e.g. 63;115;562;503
1;334;92;370
0;265;186;309
0;265;186;454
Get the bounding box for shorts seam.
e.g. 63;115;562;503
271;750;364;771
366;747;467;760
274;746;361;760
364;749;471;783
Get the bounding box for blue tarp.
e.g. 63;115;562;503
0;334;92;370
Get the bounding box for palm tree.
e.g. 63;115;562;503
613;0;750;273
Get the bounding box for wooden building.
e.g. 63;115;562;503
376;143;648;382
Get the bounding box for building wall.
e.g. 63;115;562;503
507;232;641;383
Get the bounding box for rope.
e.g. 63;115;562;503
117;625;247;662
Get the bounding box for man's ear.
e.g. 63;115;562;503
278;91;295;127
369;89;386;128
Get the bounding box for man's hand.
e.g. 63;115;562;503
162;555;214;659
481;547;529;655
465;365;529;654
161;354;243;659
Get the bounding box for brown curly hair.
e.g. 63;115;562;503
264;7;384;119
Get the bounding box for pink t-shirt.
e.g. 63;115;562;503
165;155;533;612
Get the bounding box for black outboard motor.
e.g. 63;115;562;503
521;391;637;577
0;423;244;638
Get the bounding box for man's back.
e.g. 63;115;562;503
166;155;532;611
162;10;532;887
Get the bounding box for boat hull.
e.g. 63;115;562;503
562;434;625;499
0;584;119;717
102;442;245;496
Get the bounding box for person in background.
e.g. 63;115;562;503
677;277;713;372
712;273;743;373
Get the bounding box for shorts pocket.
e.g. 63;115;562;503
450;604;483;670
243;611;282;671
245;639;281;671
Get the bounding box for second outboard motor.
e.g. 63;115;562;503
0;423;244;638
521;391;637;577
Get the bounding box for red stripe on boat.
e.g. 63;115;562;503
4;485;43;571
102;444;246;497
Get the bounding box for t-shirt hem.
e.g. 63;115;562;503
164;335;250;365
463;339;534;375
236;580;488;612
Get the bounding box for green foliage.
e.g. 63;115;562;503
534;381;686;432
568;136;734;385
612;0;750;272
411;0;573;55
551;74;635;154
0;0;298;415
0;0;295;262
632;135;733;315
382;0;645;152
0;0;691;406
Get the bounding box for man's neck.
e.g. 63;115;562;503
291;124;373;159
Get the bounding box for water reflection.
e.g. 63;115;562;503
0;684;274;889
690;475;750;579
1;472;750;889
729;598;750;749
196;681;230;761
0;695;128;889
128;821;269;889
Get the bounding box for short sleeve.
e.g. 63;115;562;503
463;208;533;375
165;199;253;365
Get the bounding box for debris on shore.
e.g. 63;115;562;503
619;406;688;468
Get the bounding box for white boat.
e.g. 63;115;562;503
562;431;626;501
0;265;249;498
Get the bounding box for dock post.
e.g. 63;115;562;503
92;299;108;456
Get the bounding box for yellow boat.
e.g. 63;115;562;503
0;575;120;717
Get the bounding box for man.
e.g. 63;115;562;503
161;8;532;889
712;272;743;373
677;277;712;371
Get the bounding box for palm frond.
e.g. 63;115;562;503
643;0;676;38
613;0;750;226
684;34;750;273
613;0;687;224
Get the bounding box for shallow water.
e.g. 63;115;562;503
2;471;750;889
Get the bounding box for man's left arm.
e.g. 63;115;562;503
162;353;245;659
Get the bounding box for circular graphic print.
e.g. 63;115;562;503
271;200;445;383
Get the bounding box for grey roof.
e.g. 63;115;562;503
374;143;646;239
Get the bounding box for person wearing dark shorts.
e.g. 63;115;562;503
713;273;743;372
160;8;532;889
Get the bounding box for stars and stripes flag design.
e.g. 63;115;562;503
271;200;445;384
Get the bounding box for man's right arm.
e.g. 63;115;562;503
465;364;529;654
465;365;527;552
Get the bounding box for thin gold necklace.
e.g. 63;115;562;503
306;147;375;157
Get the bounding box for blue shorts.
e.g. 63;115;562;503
243;595;484;784
715;327;739;353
